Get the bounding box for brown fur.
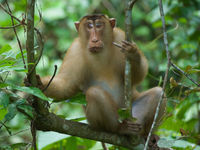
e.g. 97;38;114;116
40;15;166;135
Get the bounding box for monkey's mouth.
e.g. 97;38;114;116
89;46;103;53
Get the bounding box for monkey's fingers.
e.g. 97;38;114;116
122;40;138;51
126;121;142;130
112;42;127;53
119;120;142;135
122;40;137;47
122;40;132;46
112;42;123;49
127;123;142;131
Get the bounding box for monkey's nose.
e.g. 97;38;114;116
92;38;99;43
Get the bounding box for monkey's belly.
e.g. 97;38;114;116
87;80;125;107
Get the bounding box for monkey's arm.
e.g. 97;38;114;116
40;73;81;101
40;41;85;101
121;41;148;85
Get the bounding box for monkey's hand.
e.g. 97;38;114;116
118;119;141;135
120;40;140;60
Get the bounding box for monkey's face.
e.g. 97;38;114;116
75;15;116;54
84;19;105;53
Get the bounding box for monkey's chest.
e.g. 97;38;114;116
87;76;125;107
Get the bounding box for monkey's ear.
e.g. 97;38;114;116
74;21;80;31
109;18;116;28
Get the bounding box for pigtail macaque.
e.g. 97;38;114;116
39;14;166;136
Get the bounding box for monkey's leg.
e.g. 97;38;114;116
85;86;119;132
85;86;140;134
132;87;166;136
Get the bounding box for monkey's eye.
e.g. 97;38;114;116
87;23;93;29
96;22;103;28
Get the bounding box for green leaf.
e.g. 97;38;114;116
0;66;27;73
70;117;86;122
0;83;51;102
66;137;77;150
77;137;96;149
10;143;29;149
157;138;175;148
68;93;86;105
5;104;17;121
0;107;7;121
0;145;12;150
16;50;27;59
0;59;16;67
17;104;33;119
0;44;12;55
0;83;8;88
118;108;133;121
0;143;29;150
9;85;52;102
0;91;10;108
15;99;26;105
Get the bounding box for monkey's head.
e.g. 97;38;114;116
75;14;116;53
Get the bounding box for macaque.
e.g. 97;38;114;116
39;14;166;136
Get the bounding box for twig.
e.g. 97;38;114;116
144;0;171;149
0;128;29;139
171;62;200;87
31;121;37;150
5;1;26;69
0;120;11;135
129;0;138;9
0;3;22;23
42;65;58;92
0;24;22;29
36;1;42;22
101;142;108;150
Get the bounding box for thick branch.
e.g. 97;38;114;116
26;0;36;85
124;0;137;111
35;113;141;149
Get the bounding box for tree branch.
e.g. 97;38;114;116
129;0;138;9
0;24;21;29
35;113;141;150
26;0;36;85
124;0;137;112
28;28;44;76
144;0;171;149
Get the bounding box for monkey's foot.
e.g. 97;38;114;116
118;120;142;135
145;134;170;150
